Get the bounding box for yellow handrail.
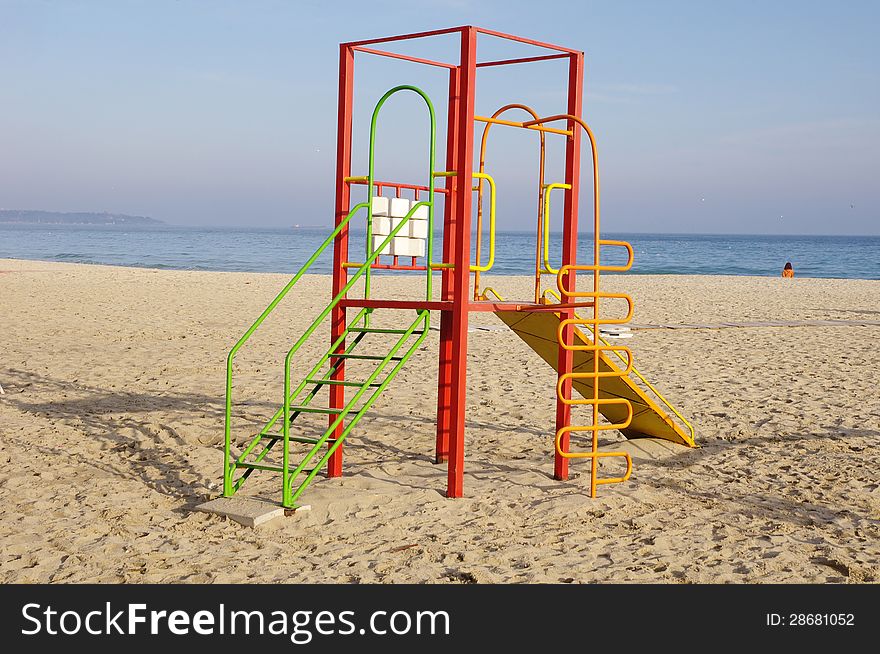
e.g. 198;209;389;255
541;183;571;275
543;287;696;442
471;172;496;273
425;171;497;273
480;286;506;302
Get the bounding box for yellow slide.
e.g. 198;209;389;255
495;309;696;447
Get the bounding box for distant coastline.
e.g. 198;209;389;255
0;209;163;226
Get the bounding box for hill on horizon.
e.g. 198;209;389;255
0;210;164;225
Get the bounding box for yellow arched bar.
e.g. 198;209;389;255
475;104;548;302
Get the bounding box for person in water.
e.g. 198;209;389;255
782;262;794;278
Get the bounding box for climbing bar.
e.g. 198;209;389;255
556;344;633;374
552;437;633;481
556;295;633;326
556;398;633;430
474;115;572;137
557;369;636;400
228;327;369;492
556;422;632;448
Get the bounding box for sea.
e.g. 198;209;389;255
0;224;877;280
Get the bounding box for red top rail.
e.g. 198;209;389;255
341;25;581;69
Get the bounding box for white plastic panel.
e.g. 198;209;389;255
371;196;390;217
372;216;392;236
371;235;392;256
390;217;407;234
409;219;428;239
410;203;429;220
390;237;426;258
409;238;426;257
389;197;411;218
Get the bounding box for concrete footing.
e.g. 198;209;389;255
196;497;310;528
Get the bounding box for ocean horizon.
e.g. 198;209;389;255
1;223;878;280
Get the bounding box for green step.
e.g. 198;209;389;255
288;435;325;445
256;433;325;445
306;378;382;387
289;405;367;417
289;405;348;415
235;462;317;475
329;353;403;361
349;327;425;335
234;462;283;473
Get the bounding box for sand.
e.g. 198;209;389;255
1;258;878;583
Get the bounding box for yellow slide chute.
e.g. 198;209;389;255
495;309;696;447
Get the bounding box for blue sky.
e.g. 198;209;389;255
1;0;878;234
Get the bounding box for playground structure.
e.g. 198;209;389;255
222;26;696;510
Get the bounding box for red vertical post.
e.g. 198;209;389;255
328;45;355;478
434;66;460;464
554;51;584;480
446;27;477;498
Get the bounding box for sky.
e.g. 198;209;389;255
1;0;878;235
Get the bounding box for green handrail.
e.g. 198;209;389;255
223;202;367;496
366;85;436;301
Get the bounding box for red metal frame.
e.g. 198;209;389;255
328;43;355;477
435;66;460;465
329;26;586;498
554;53;584;481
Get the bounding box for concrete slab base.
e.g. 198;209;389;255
196;497;310;528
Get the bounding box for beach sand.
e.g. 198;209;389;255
1;258;878;583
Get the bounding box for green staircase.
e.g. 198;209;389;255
228;307;428;508
222;84;438;509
